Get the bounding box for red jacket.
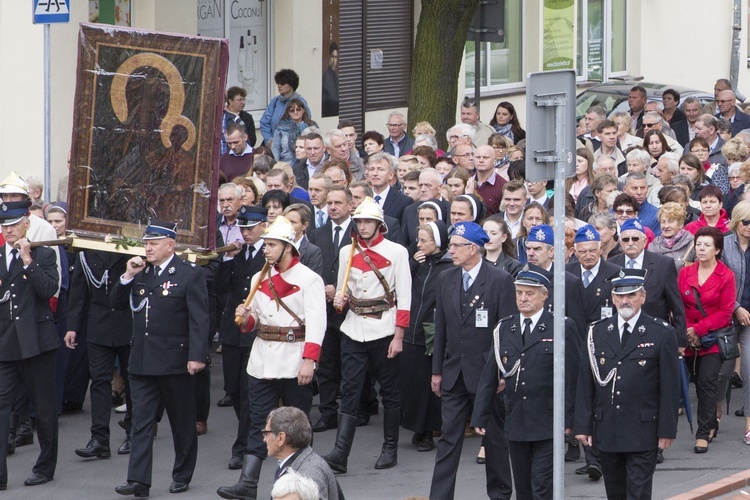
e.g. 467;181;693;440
678;260;736;356
684;208;730;235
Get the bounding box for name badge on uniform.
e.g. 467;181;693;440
600;299;612;319
475;306;488;328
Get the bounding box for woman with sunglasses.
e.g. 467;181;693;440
612;193;655;246
271;99;317;163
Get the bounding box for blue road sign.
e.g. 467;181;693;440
33;0;70;24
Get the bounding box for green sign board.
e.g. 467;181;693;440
543;0;575;71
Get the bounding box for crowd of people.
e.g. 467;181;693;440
3;71;750;499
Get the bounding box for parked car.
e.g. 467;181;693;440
575;80;714;120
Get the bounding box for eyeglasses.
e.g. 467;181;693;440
690;149;709;154
448;242;473;250
453;153;474;158
386;123;405;128
643;122;659;128
448;134;470;141
716;99;734;104
614;209;635;216
620;236;642;243
742;220;750;226
288;107;303;113
231;97;245;102
260;429;274;436
730;176;742;181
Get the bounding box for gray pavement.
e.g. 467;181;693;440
6;352;750;499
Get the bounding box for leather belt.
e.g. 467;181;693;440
347;291;395;316
257;325;306;343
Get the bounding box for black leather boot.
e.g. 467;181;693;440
323;413;358;474
374;407;400;469
216;454;263;499
564;433;580;462
15;415;33;447
6;412;18;455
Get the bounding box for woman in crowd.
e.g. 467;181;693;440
644;129;672;167
680;153;710;202
444;167;470;199
715;138;749;194
294;137;307;163
612;111;642;151
401;221;452;452
397;155;420;184
362;130;385;156
662;88;686;124
260;69;310;147
262;189;290;223
679;226;736;453
449;194;486;226
567;148;594;203
589;212;622;260
515;202;549;264
482;214;522;276
577;173;618;223
489;101;526;145
413;133;445;157
648;202;694;271
271;99;316;163
721;201;750;445
724;159;750;216
434;157;456;180
660;183;701;224
231;176;261;205
623;147;662;206
507;147;524;162
413;145;437;169
612;193;655;244
685;185;730;234
488;134;512;179
322;159;353;187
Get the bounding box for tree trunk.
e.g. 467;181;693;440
408;0;480;150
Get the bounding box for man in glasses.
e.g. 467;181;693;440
383;111;414;158
715;89;750;137
640;111;683;156
607;219;686;354
452;143;476;173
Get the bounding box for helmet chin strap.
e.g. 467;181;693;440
267;241;290;267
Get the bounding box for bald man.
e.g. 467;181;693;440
473;144;506;215
715;89;750;137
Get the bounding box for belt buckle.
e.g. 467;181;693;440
286;329;296;342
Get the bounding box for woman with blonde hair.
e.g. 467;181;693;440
648;202;694;271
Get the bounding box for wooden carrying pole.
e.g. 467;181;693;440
234;260;271;326
335;239;358;313
29;237;74;248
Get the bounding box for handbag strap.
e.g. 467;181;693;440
691;287;708;318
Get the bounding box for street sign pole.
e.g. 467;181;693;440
525;70;576;499
44;24;51;202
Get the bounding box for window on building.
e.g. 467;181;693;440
577;0;627;81
464;1;523;94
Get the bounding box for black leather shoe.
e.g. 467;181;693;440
228;454;243;470
656;448;664;463
312;417;337;432
24;473;52;486
356;412;370;427
118;438;131;455
15;431;33;447
0;482;6;490
169;481;189;494
75;439;111;459
217;395;233;407
416;435;434;452
586;464;602;481
116;481;150;497
575;464;589;475
736;408;745;417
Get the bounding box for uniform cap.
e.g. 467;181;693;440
527;224;554;245
237;205;268;228
143;219;177;240
0;200;31;226
449;221;489;247
610;268;647;294
574;224;600;244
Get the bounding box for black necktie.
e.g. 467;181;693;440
155;266;161;277
8;248;18;273
522;318;532;346
246;244;254;261
333;226;341;248
621;323;631;348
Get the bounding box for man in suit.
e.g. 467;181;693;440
112;220;209;497
0;201;59;489
472;267;580;500
323;197;411;473
326;130;365;181
264;406;339;500
307;186;353;431
66;250;133;459
715;89;750;137
350;182;405;246
218;215;325;500
214;206;268;470
308;173;333;230
383;111;414;158
575;269;680;500
429;221;515;500
284;204;323;276
696;114;727;165
565;225;622;476
293;133;327;190
608;218;687;349
367;152;412;222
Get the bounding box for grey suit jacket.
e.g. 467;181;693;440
281;446;340;500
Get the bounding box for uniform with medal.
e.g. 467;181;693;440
111;221;209;497
429;221;515;500
217;216;325;500
574;269;680;500
471;267;581;500
0;201;60;488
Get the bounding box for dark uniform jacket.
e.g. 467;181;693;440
68;250;132;346
111;255;209;376
471;310;581;441
308;220;353;326
574;313;680;453
215;244;266;347
432;262;518;393
566;259;622;325
0;245;59;361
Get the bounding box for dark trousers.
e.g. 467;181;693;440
339;335;400;416
195;365;210;422
399;342;441;434
430;373;512;500
584;441;601;467
127;374;197;487
508;439;553;500
63;330;89;408
600;449;658;500
317;319;342;422
0;350;58;483
685;353;722;440
88;342;131;444
221;344;251;456
245;376;313;459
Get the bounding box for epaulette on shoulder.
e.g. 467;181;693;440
181;259;196;267
497;314;515;324
652;317;671;328
589;317;610;328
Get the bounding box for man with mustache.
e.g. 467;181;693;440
575;268;680;500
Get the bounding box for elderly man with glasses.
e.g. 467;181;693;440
383;112;414;158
